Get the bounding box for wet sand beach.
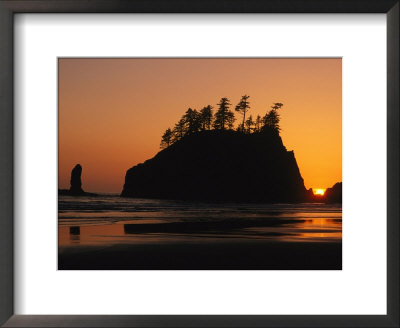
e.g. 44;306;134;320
59;239;341;270
58;195;342;270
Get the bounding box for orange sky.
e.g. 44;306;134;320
59;58;341;194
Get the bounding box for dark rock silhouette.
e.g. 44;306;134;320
324;182;342;203
59;164;97;196
70;164;84;194
307;182;342;204
121;130;308;202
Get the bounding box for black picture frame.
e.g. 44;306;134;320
0;1;398;327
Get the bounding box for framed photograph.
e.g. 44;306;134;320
0;1;398;327
58;57;343;271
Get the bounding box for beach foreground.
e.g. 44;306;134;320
59;240;341;270
58;195;342;270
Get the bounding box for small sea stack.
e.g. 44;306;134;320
324;182;342;204
59;164;97;197
307;182;342;204
70;164;84;195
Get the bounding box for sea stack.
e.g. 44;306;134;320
121;130;309;202
307;182;342;204
324;182;342;203
59;164;97;196
69;164;84;195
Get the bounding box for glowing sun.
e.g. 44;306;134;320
313;188;326;196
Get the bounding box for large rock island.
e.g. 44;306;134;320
121;130;309;202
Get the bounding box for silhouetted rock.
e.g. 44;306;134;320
324;182;342;203
306;188;315;200
306;182;342;204
70;164;84;194
58;164;97;197
121;130;308;202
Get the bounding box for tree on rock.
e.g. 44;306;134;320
160;128;173;149
213;97;235;130
183;108;201;135
254;115;262;132
244;115;255;133
172;118;186;142
262;103;283;132
199;105;213;131
235;95;251;132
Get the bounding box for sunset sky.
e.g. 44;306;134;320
59;58;341;194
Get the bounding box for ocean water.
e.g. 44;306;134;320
58;194;342;247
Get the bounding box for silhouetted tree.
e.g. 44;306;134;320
225;112;236;130
254;115;262;132
183;108;201;134
244;115;254;133
213;97;235;130
262;103;283;132
160;128;173;149
271;102;283;111
199;105;213;130
235;95;251;132
172;117;186;142
161;98;283;147
262;110;280;131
